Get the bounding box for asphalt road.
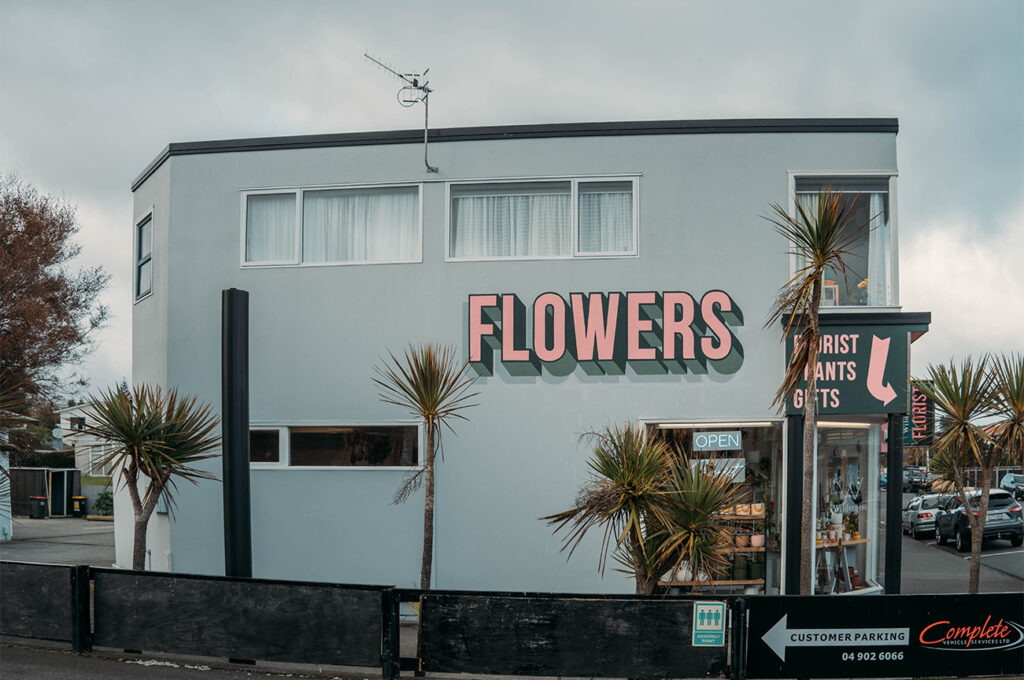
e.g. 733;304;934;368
0;642;359;680
0;517;115;566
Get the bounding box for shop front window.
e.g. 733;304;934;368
649;421;784;594
813;421;883;594
794;177;894;307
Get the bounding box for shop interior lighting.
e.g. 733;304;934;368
657;422;774;429
817;421;873;429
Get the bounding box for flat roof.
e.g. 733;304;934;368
132;117;899;191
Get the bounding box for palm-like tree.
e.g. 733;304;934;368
989;355;1024;474
763;187;867;595
913;357;994;593
543;424;739;594
374;344;478;590
84;384;220;570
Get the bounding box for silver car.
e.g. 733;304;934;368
902;493;946;538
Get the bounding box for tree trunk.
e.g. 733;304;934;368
631;534;654;595
130;471;165;571
800;282;822;595
968;467;993;594
420;422;436;590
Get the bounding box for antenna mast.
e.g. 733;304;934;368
364;52;438;173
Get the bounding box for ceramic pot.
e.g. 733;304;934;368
735;534;750;548
750;534;765;548
751;502;765;516
749;557;764;580
736;504;751;516
732;555;748;580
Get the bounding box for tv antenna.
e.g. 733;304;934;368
364;52;438;173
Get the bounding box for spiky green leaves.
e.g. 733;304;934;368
82;384;220;511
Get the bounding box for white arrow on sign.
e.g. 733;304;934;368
762;615;910;662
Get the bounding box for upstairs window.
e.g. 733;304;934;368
135;214;153;299
794;177;894;307
449;177;637;260
245;193;297;264
243;185;420;266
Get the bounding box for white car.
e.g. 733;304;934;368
902;493;945;539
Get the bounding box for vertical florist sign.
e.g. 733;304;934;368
903;380;934;446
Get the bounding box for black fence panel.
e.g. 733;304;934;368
0;561;73;641
745;593;1024;679
91;569;386;667
419;592;730;678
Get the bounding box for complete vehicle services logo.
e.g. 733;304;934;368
919;616;1024;652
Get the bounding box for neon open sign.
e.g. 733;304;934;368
467;290;743;377
693;431;743;451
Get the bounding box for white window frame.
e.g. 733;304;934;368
786;171;899;310
240;183;424;268
134;207;154;303
637;416;787;592
445;175;640;262
248;421;424;471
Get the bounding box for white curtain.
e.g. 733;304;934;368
451;193;570;258
579;190;632;253
865;192;890;306
246;193;295;262
303;188;418;263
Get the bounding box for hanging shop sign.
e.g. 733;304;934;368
902;381;934;447
746;593;1024;679
467;291;743;377
784;325;910;416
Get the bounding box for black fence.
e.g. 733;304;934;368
1;560;1021;679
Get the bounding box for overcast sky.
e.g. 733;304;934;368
1;0;1021;397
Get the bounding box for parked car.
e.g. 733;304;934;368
934;490;1023;552
902;494;946;539
902;466;931;493
999;472;1024;501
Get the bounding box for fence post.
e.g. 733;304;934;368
381;588;401;680
731;597;747;680
70;564;91;652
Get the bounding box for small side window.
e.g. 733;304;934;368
135;215;153;299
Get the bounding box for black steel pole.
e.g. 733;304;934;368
784;414;804;595
222;288;252;578
884;413;903;594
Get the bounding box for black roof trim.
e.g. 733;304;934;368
131;117;899;191
782;311;931;328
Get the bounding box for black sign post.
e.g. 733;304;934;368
221;288;252;578
745;594;1024;679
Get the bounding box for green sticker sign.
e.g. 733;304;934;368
692;601;727;647
785;325;913;416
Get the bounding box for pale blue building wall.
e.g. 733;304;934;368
131;122;898;592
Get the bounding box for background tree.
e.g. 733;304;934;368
374;344;478;590
544;424;739;595
0;175;109;409
84;384;220;570
914;357;998;593
990;355;1024;474
763;187;866;595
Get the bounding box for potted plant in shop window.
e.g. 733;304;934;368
542;424;742;594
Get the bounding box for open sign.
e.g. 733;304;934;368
693;431;742;451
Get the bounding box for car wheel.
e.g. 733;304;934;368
935;526;946;545
1011;535;1022;548
955;527;969;553
912;524;920;540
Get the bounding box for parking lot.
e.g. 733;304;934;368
895;489;1024;593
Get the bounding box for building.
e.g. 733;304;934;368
59;403;116;478
128;118;929;593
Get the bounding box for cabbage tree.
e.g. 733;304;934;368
84;384;219;570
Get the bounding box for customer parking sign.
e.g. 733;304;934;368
693;601;727;647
